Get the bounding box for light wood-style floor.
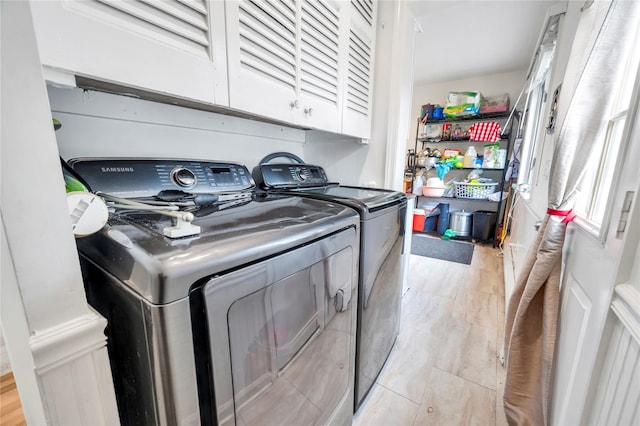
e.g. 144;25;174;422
354;243;508;426
1;244;506;426
1;373;25;426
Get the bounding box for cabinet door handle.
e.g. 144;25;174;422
304;107;313;116
290;100;299;109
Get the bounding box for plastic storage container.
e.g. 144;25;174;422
449;210;473;237
422;186;445;197
463;146;477;168
424;209;440;232
412;209;426;231
453;181;498;199
423;177;445;197
472;210;497;241
437;203;450;235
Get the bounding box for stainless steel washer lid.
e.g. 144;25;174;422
76;194;359;304
252;155;406;216
292;185;407;216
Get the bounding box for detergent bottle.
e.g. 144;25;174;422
463;146;477;168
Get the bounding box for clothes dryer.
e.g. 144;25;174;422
253;153;407;410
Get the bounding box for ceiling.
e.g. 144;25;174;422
407;0;560;85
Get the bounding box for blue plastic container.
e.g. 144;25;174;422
436;203;450;235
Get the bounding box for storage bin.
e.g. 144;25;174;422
472;210;496;241
424;209;440;232
420;104;435;121
480;93;510;114
422;186;445;197
444;91;481;117
423;177;446;197
449;210;473;237
454;181;498;199
436;203;450;235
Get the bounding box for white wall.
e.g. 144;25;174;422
49;86;410;189
384;1;418;191
303;136;374;186
49;87;308;170
408;69;527;152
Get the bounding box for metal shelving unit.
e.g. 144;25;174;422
409;110;518;244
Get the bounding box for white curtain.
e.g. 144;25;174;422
502;1;640;425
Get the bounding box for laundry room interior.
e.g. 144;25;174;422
2;1;640;426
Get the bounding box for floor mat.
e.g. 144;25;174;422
410;234;474;265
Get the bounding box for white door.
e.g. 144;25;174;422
550;91;640;424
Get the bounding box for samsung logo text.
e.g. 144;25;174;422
102;167;135;173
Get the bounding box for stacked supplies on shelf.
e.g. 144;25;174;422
468;121;502;142
443;91;482;117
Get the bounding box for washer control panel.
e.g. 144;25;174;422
70;158;255;197
171;167;198;188
260;164;329;188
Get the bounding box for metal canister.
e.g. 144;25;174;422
449;210;473;237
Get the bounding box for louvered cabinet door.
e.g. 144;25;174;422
30;0;226;106
226;0;300;126
296;0;345;133
342;0;376;139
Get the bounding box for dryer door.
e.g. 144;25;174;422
203;227;358;426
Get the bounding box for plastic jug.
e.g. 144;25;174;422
412;175;424;195
463;146;477;168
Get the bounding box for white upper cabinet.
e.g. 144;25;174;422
342;0;376;139
225;0;301;126
29;0;377;138
226;0;346;134
298;0;346;132
29;0;228;106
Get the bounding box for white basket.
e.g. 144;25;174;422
454;181;498;199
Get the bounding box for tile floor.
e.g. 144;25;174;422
1;244;508;426
353;243;508;426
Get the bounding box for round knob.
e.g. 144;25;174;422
171;167;197;188
298;170;307;181
304;107;313;116
290;100;299;109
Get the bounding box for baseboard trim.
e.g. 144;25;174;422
500;236;516;365
502;236;516;307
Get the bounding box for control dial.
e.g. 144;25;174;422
297;169;308;181
171;167;197;188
